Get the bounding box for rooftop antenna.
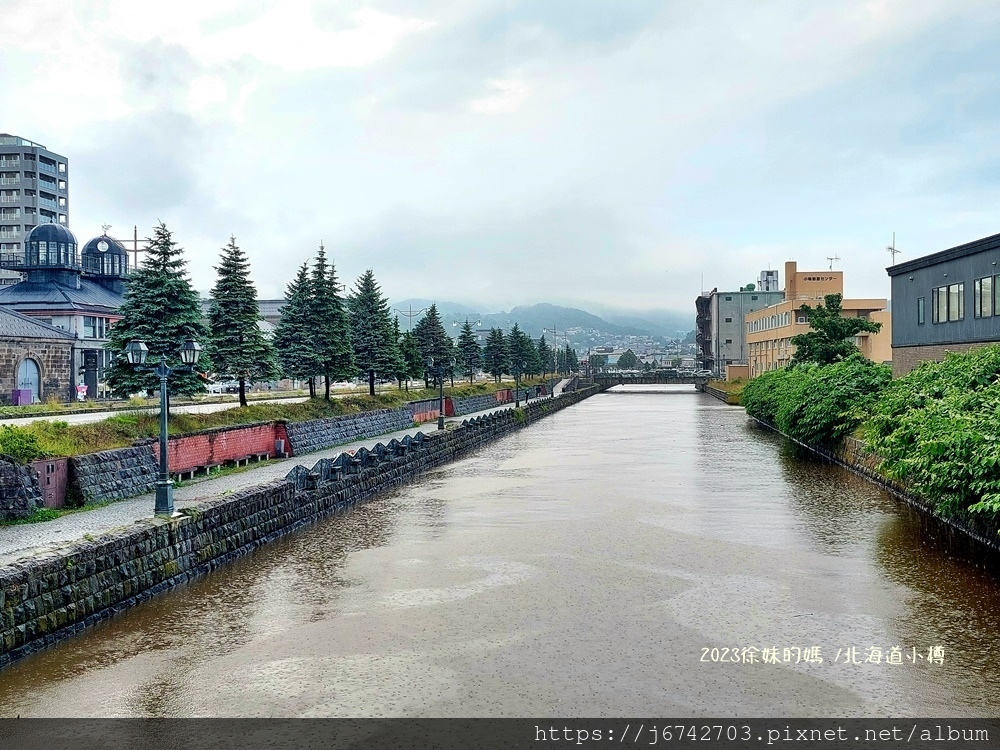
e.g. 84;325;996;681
827;254;840;271
101;223;111;235
887;232;901;265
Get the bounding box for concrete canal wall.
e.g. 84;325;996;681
0;386;599;668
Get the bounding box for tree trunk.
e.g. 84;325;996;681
369;368;375;397
324;372;331;400
238;376;247;407
308;377;316;399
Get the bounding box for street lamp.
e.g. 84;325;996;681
392;304;430;332
425;356;455;431
512;359;526;407
125;338;202;516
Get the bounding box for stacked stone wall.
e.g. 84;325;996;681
283;408;413;456
0;386;599;667
0;457;42;519
69;445;158;506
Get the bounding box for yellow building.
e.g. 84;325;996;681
745;261;892;377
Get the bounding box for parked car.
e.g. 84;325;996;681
208;380;240;394
693;370;713;377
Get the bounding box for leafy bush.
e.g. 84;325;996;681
0;425;46;463
865;346;1000;518
742;355;890;449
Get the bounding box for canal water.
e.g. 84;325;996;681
1;386;999;717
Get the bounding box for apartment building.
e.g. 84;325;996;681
695;270;784;374
745;261;891;377
0;133;69;285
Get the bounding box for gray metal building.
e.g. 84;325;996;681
696;269;784;373
0;133;69;286
887;231;1000;376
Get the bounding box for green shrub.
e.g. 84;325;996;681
742;355;890;449
0;425;46;463
865;346;1000;519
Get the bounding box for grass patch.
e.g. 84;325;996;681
0;500;113;526
7;380;530;461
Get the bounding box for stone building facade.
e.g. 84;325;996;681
0;306;75;402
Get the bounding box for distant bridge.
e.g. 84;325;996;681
592;372;710;389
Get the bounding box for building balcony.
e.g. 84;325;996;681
38;198;57;210
0;159;19;168
0;232;20;240
0;196;18;203
39;162;56;175
0;178;20;185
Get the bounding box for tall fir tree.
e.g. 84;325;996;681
536;335;552;378
347;269;399;396
106;222;209;398
505;323;536;378
273;263;322;397
398;327;425;392
456;320;482;383
483;327;509;383
412;304;452;387
207;236;279;406
310;246;354;400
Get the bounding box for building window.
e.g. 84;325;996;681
975;277;993;318
725;339;732;344
933;283;964;323
917;297;925;325
751;295;758;300
725;317;732;323
724;296;732;301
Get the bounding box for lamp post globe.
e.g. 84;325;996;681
124;340;148;366
179;339;202;366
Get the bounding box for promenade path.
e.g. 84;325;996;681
0;385;571;566
0;397;311;427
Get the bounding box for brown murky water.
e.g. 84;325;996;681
1;387;999;717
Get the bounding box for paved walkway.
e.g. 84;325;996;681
0;392;565;566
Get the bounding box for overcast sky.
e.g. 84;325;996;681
3;0;999;315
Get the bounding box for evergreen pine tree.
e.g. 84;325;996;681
412;304;451;387
206;236;279;407
273;263;322;397
536;335;552;378
505;323;536;377
347;269;398;396
106;222;209;398
399;328;424;392
483;327;509;383
310;246;354;400
457;320;482;383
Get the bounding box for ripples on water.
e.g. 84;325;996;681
1;386;999;717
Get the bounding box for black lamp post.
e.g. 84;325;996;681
512;359;525;407
425;356;455;430
124;338;202;516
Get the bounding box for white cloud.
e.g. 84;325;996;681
469;78;531;115
189;5;435;71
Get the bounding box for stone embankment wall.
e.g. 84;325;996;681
0;385;599;667
0;457;43;519
283;408;413;456
751;420;1000;559
69;445;158;506
700;384;740;405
